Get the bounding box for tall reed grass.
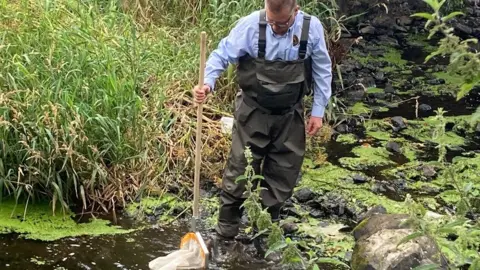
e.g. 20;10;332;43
0;0;348;215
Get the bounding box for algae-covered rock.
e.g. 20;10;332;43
351;214;447;270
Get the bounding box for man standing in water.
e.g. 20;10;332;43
193;0;332;241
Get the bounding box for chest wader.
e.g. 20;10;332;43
215;10;312;238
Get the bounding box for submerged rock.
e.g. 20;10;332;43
352;174;368;184
384;83;396;94
360;25;376;35
421;164;437;178
418;103;432;112
293;187;316;203
386;141;402;154
351;214;447;270
427;78;445;85
391;116;407;132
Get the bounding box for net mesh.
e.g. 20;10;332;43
149;232;207;270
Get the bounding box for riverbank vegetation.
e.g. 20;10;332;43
1;0;479;269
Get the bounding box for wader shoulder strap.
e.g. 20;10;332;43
299;13;311;59
258;9;267;59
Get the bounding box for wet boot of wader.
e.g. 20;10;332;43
215;9;313;239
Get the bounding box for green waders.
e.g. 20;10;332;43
216;10;313;238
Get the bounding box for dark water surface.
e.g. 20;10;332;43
0;216;280;270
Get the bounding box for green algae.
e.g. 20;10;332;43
367;87;384;94
336;133;358;144
339;145;396;171
349;102;372;115
435;154;480;206
125;193;190;223
366;130;392;141
300;161;406;214
351;46;407;72
434;71;464;86
402;118;466;147
0;200;134;241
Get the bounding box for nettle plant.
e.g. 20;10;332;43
235;146;305;268
413;0;480;102
235;146;349;270
394;1;480;269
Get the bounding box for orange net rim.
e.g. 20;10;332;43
180;232;209;265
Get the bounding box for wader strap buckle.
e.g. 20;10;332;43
258;9;267;59
299;14;311;59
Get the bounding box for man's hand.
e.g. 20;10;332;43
306;116;323;136
193;84;211;104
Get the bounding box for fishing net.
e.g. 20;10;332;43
149;232;209;270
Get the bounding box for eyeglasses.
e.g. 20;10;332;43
266;12;295;28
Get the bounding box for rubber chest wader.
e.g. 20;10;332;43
216;10;312;238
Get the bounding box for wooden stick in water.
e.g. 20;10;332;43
193;31;206;223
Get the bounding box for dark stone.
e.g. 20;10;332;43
385;83;395;94
394;179;407;190
357;205;388;223
446;145;465;152
372;16;394;29
418;104;432;112
353;214;409;240
371;182;387;194
421;165;437;178
336;124;349;134
427;78;445;85
378;35;399;47
281;222;299;234
393;25;408;33
455;23;473;35
396;16;413;26
386;141;402;154
445;122;455;131
359;76;376;87
391;116;407;132
360;25;376;35
283;207;303;218
294;187;315;203
353;174;368;184
351;214;448;270
310;208;324;219
346;89;366;102
374;71;385;82
365;64;378;72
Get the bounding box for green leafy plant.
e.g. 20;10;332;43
412;0;480;101
235;146;350;270
395;2;480;268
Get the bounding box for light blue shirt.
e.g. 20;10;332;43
204;10;332;117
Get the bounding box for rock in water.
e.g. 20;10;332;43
391;116;407;132
293;187;315;203
351;214;447;270
386;141;402;154
418;104;432;112
360;25;376;35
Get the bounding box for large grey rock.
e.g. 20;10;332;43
351;214;447;270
